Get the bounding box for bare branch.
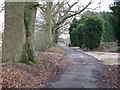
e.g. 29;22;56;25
56;0;93;26
0;3;4;13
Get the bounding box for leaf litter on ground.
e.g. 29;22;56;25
2;46;67;88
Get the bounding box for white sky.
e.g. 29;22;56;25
0;0;4;32
69;0;114;12
0;0;114;32
90;0;114;11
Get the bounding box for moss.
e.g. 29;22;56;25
34;61;45;69
20;2;45;68
24;2;33;27
19;43;30;64
20;2;36;64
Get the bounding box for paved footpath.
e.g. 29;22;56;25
46;46;108;88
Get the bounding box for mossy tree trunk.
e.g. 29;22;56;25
2;2;37;64
21;2;38;64
45;2;59;46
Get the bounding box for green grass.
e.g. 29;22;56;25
100;58;118;65
84;51;119;65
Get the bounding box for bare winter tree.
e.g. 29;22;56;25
34;0;98;50
0;3;4;13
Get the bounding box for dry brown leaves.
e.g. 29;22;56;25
43;46;64;53
2;47;67;88
99;65;120;88
37;53;67;72
2;64;46;88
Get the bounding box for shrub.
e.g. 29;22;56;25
69;17;103;50
70;28;78;46
76;24;86;48
84;17;103;50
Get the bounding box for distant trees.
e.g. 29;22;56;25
81;11;116;42
100;12;116;42
76;23;85;47
70;28;78;47
84;17;103;50
69;10;117;50
69;18;80;47
69;17;103;50
110;1;120;50
34;0;96;50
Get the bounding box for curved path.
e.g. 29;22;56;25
46;46;108;88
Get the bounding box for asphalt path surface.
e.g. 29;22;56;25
46;46;109;88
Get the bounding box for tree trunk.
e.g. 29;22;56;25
2;2;37;64
21;2;37;64
52;30;59;44
34;2;53;51
34;28;52;50
47;2;53;44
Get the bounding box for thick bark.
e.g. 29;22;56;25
3;2;25;62
34;2;53;51
2;2;37;63
34;28;52;50
52;30;59;44
47;2;53;44
21;2;37;64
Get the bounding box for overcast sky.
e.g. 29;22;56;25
0;0;4;32
0;0;114;32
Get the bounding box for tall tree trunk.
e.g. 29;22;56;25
34;2;53;51
21;2;37;64
2;2;37;64
46;2;53;44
